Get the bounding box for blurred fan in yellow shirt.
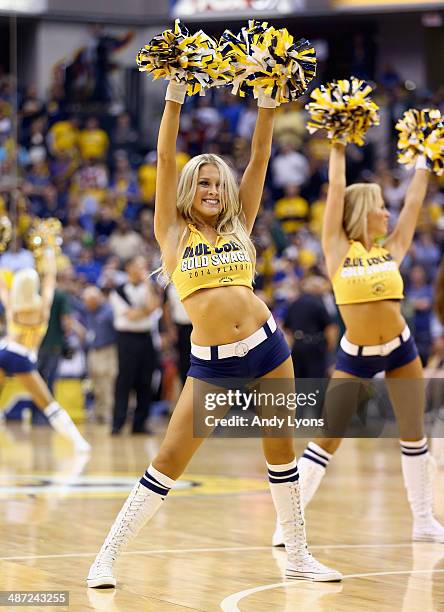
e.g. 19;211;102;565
274;184;309;234
78;117;109;160
48;117;79;156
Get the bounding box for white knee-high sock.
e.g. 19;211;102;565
267;459;309;559
400;438;444;542
298;442;332;509
400;438;434;522
44;401;90;451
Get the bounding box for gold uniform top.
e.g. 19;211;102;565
171;224;254;301
8;318;48;351
332;241;404;305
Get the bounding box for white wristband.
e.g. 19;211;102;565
257;89;277;109
165;81;187;104
415;155;429;171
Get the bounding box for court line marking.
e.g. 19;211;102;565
220;569;444;612
0;542;425;561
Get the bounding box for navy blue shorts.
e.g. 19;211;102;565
0;342;37;375
336;332;418;379
188;317;291;382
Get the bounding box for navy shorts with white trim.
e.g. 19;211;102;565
335;331;418;378
0;343;37;375
188;317;291;382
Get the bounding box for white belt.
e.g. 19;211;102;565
340;326;411;357
0;340;37;362
191;315;277;360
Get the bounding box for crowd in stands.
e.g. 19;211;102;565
1;58;444;419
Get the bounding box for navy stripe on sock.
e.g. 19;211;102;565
268;473;299;484
267;466;299;479
306;445;330;463
139;474;169;496
401;447;428;457
48;410;62;420
302;452;327;468
144;471;171;491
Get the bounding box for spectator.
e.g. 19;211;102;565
108;218;144;263
138;151;157;205
283;275;338;379
273;101;306;150
406;264;434;366
74;247;103;284
0;234;35;273
37;279;80;392
78;117;109;161
111;113;139;155
165;284;192;386
82;285;117;424
109;255;159;435
47;115;79;157
271;143;310;192
274;184;310;235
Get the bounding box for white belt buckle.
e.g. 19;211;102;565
234;341;249;357
380;341;391;357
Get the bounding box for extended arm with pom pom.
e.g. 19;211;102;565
137;19;230;96
306;77;379;146
396;108;444;176
219;20;316;105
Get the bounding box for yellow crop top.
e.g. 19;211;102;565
8;317;48;350
171;224;254;301
332;241;404;305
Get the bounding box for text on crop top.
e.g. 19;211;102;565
8;317;48;350
171;224;254;301
332;241;404;305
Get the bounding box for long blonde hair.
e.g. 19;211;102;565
343;183;382;241
162;154;256;279
10;269;42;313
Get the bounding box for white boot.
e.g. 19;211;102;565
298;443;331;507
268;460;342;582
401;438;444;543
44;401;91;452
87;466;174;588
272;443;330;547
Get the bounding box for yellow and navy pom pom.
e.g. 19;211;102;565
0;216;11;253
27;218;63;260
396;108;444;175
219;20;316;104
306;77;379;146
137;19;230;96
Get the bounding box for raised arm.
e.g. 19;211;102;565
239;92;275;234
385;166;430;264
321;143;349;275
154;82;187;247
40;249;57;318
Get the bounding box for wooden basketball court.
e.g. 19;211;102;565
1;422;443;611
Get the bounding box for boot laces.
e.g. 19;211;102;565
95;489;147;566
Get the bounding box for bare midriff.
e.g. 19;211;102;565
7;310;46;351
183;285;270;346
339;300;406;345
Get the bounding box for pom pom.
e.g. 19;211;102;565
27;218;63;260
137;19;230;96
396;108;444;175
219;20;316;104
306;77;379;146
0;216;11;253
